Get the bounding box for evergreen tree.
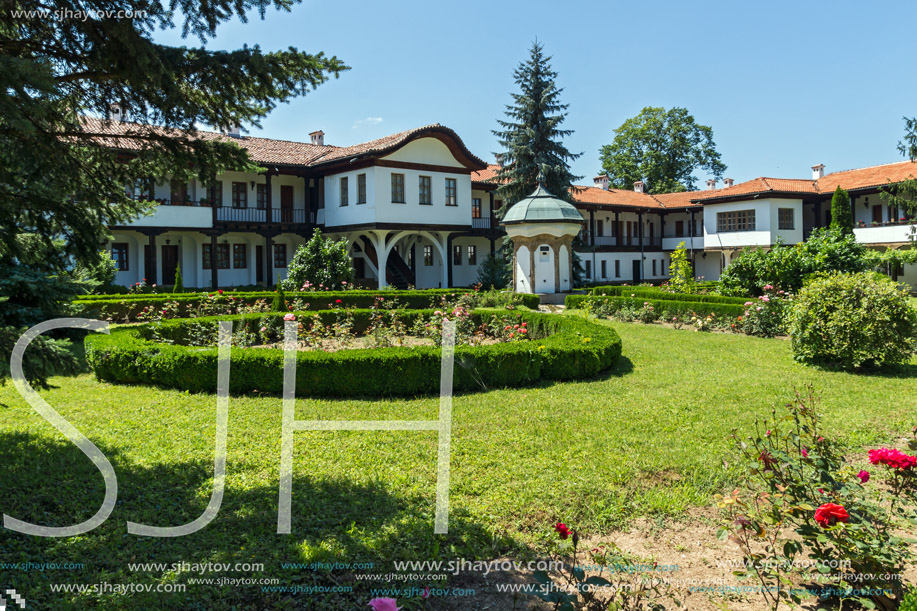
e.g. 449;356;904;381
667;242;695;293
272;284;286;313
475;252;511;289
830;186;854;235
492;42;582;213
173;262;184;293
880;116;917;221
1;0;347;268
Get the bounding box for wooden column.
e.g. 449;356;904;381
265;234;274;288
446;234;454;288
265;172;273;223
589;209;595;245
147;232;158;285
210;233;218;290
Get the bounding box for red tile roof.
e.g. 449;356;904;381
471;164;502;184
80;118;487;169
816;160;917;193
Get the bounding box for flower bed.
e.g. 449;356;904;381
75;289;540;322
84;309;621;397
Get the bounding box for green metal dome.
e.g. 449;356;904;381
500;179;584;226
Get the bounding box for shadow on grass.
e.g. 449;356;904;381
0;431;504;610
799;360;917;379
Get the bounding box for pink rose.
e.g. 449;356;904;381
868;448;917;470
284;313;296;321
801;447;808;458
857;470;870;483
368;598;401;611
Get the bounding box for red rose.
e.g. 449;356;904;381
814;503;849;528
336;299;342;303
554;523;571;539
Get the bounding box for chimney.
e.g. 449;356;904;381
706;179;717;190
811;163;825;180
594;175;610;190
226;123;242;138
310;130;325;146
109;103;124;122
633;181;644;193
723;178;734;188
494;153;504;166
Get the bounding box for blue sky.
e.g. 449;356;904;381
155;0;917;186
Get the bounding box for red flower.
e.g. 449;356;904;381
554;523;571;539
758;451;777;470
336;299;342;303
868;448;917;470
814;503;849;528
218;289;223;295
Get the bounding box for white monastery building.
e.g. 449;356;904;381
94;117;917;291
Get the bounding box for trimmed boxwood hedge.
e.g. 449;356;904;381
589;285;748;305
75;290;540;322
83;309;621;397
566;295;745;318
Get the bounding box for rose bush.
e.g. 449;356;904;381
717;386;917;610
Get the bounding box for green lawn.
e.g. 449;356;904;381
1;320;915;608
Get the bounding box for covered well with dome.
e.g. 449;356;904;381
500;176;585;294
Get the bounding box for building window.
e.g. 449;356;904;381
467;245;477;265
596;220;604;237
652;260;657;276
391;173;405;203
778;208;794;230
231;182;247;208
203;244;230;269
472;198;482;218
600;260;607;278
256;184;267;209
585;260;591;278
170;180;187;204
615;260;621;277
340;176;349;206
716;210;756;232
453;244;462;265
111;243;129;271
233;244;247;269
419;176;432;205
445;178;457;206
357;174;367;204
273;243;287;268
423;245;433;266
675;220;684;237
205;181;222;207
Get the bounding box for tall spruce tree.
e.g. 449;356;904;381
830;186;854;234
492;42;582;213
880;116;917;218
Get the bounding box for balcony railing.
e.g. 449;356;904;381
471;217;492;229
214;206;313;225
593;236;617;246
216;206;268;223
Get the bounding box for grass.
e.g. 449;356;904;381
1;319;915;608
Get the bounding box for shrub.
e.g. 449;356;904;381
719;228;870;296
735;285;790;338
718;387;917;610
84;309;621;398
476;252;510;289
271;284;286;312
789;272;917;369
589;286;747;305
667;241;694;293
830;185;854;235
173;262;184;293
282;228;354;291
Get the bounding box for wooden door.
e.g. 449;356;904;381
161;245;179;286
872;205;883;224
256;245;264;283
280;185;294;222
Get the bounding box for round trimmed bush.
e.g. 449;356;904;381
84;309;622;397
789;272;917;369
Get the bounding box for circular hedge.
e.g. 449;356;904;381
84;308;622;397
